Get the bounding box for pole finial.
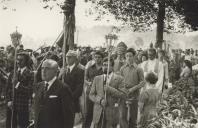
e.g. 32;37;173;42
16;26;18;32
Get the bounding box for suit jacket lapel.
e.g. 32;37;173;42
101;75;105;95
109;73;117;87
46;79;58;97
70;64;77;75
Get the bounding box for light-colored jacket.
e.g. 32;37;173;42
89;73;126;124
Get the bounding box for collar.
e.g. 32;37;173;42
103;72;113;81
45;76;57;90
148;59;156;63
69;63;76;72
126;63;137;68
18;67;27;74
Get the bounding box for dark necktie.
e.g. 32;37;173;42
67;68;70;75
18;70;21;81
45;83;49;91
43;83;49;98
103;75;107;94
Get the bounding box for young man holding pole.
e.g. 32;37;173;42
89;57;127;128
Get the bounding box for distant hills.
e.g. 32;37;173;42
2;25;198;50
77;25;198;50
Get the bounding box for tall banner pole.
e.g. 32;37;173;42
101;34;115;128
61;0;76;82
10;28;22;128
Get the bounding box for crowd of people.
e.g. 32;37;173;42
0;42;198;128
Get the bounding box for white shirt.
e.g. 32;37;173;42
45;76;57;90
103;72;113;84
69;63;75;73
18;67;27;74
193;64;198;70
85;60;95;69
141;59;164;92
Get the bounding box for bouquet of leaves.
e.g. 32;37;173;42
145;77;198;128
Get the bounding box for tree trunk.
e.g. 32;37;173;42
155;0;165;49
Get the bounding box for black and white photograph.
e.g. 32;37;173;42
0;0;198;128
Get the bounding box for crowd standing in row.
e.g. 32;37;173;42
0;42;198;128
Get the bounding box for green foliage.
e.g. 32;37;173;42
172;0;198;31
85;0;198;32
146;77;198;128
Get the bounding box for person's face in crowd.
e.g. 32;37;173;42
41;61;57;82
17;55;26;68
91;53;95;60
172;53;176;60
66;56;76;66
158;52;163;60
137;54;142;61
0;60;4;68
125;52;134;64
94;54;102;64
142;55;147;62
102;61;113;74
183;62;187;68
148;51;155;60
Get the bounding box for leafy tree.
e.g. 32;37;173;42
85;0;198;48
1;0;198;48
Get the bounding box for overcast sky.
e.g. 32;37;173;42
0;0;120;49
1;0;198;50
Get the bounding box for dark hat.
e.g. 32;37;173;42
17;51;30;61
66;50;77;57
95;51;103;58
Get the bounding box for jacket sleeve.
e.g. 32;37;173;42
5;72;13;102
61;85;75;128
128;68;145;93
17;70;34;96
106;77;127;99
89;77;103;104
72;69;84;99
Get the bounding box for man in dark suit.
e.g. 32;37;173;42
59;50;84;114
34;59;74;128
6;52;33;128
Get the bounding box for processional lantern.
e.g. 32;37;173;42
105;33;118;52
10;28;22;48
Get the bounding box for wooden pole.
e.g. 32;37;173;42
11;45;18;128
101;35;112;128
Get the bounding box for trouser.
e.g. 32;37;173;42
93;113;117;128
82;94;94;128
6;107;29;128
119;99;138;128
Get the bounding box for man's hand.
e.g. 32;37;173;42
104;85;110;92
12;78;17;86
139;81;146;88
58;68;65;79
100;99;107;107
7;101;13;109
128;81;146;95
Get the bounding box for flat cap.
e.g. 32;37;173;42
17;51;29;57
66;50;77;57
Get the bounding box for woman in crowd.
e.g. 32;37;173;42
169;53;181;84
137;72;160;128
180;60;192;78
175;60;194;100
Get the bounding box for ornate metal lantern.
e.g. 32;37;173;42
105;33;118;52
10;29;22;48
